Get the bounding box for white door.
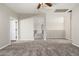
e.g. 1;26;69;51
10;20;18;40
20;18;34;40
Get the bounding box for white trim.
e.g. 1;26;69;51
0;43;11;50
72;43;79;47
19;39;34;41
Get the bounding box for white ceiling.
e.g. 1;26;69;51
5;3;38;14
4;3;77;14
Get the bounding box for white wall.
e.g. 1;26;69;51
64;13;71;40
72;4;79;46
46;13;71;39
46;14;64;30
0;4;17;49
19;18;34;40
46;13;65;39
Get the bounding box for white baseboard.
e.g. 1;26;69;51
72;43;79;47
19;39;34;41
0;43;11;50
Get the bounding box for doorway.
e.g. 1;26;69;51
10;17;18;41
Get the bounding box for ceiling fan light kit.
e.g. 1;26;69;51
37;3;53;9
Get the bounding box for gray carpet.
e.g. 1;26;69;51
0;39;79;56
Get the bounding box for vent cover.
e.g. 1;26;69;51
54;9;69;12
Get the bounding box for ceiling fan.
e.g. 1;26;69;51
37;3;53;9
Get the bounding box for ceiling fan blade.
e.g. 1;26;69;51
45;3;52;7
37;3;41;9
